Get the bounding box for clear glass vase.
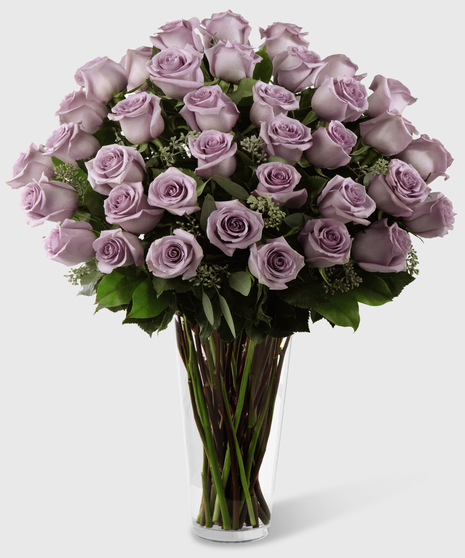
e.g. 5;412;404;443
175;312;292;543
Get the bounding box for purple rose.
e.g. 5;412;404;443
272;47;325;92
260;115;312;165
188;130;237;179
120;46;152;91
146;229;203;280
317;176;376;225
397;134;454;183
311;75;369;122
367;75;417;117
403;192;455;238
148;167;200;215
258;22;309;61
45;122;100;167
314;54;364;87
74;56;128;104
55;90;109;134
104;182;164;234
359;111;417;156
200;10;252;47
43;219;97;266
298;218;352;267
255;162;307;208
150;18;203;51
352;218;411;273
180;85;239;132
85;144;146;195
205;40;261;84
249;81;300;126
7;143;54;189
206;199;264;256
305;121;357;169
19;174;79;227
367;159;430;218
146;46;204;100
93;228;144;274
108;92;165;145
248;237;305;290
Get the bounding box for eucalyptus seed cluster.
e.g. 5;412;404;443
176;214;202;237
53;163;89;198
323;261;363;294
370;157;390;175
189;263;230;288
406;246;420;276
157;131;199;166
239;135;268;164
247;194;286;228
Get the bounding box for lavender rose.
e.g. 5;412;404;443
108;92;165;145
7;144;54;189
359;111;417;156
55;90;109;134
150;18;203;51
19;174;79;227
298;218;352;267
352;219;411;273
104;182;164;234
367;75;417;117
258;22;309;61
206;199;264;256
397;134;454;183
188;130;237;179
313;54;364;87
120;46;152;91
305;121;357;169
260;115;312;164
180;85;239;133
200;10;252;47
403;192;455;238
146;46;204;100
272;47;325;92
43;219;97;266
85;144;146;195
205;40;261;84
367;159;430;218
311;75;368;122
148;167;200;215
93;228;144;274
45;122;100;167
249;81;300;127
146;229;203;280
255;162;307;208
74;56;128;104
317;176;376;225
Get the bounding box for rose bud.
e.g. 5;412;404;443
44;219;97;266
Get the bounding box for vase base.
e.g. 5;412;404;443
192;521;269;543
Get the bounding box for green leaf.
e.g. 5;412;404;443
219;294;236;337
301;110;318;127
213;175;250;200
202;289;215;325
96;268;143;309
227;77;257;105
353;274;394;306
200;193;217;231
253;45;273;83
228;271;252;296
127;278;171;319
314;295;360;330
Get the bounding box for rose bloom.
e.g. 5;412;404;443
272;47;325;92
298;218;352;267
317;175;376;225
258;22;309;61
255;162;307;208
249;81;300;126
403;192;455;238
150;18;203;51
55;89;109;134
313;54;364;87
248;237;305;290
180;85;239;133
19;174;79;227
260;115;312;165
206;199;264;256
85;144;146;195
352;218;411;273
44;219;97;266
397;134;454;183
188;130;237;179
120;46;153;91
205;40;262;84
200;10;252;47
146;46;204;100
104;182;164;234
74;56;128;104
359;111;417;156
93;228;144;274
368;159;430;218
7;143;54;189
367;75;417;117
148;167;200;215
45;122;100;167
146;229;203;280
305;121;357;169
312;75;368;122
108;92;165;145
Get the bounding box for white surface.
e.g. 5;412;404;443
1;2;464;557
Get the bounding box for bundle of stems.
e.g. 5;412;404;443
175;313;290;531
